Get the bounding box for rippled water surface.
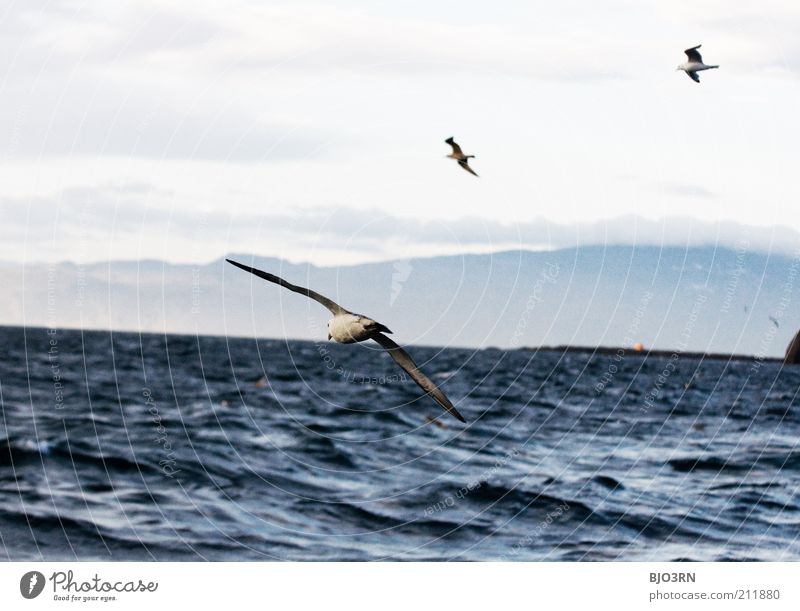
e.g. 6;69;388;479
1;326;799;560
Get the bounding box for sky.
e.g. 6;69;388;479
2;0;800;266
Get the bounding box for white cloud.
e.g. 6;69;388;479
3;0;800;265
2;185;798;265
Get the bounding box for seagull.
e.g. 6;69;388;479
769;315;780;329
445;137;478;177
227;259;466;423
677;45;719;83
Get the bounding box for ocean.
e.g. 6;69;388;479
1;325;798;561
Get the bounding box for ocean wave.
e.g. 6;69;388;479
1;326;799;560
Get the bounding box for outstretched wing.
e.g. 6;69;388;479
458;159;479;177
785;329;800;363
372;333;466;423
686;70;700;83
684;45;703;63
445;137;463;156
226;259;347;315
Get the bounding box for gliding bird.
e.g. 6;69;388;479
445;137;479;177
677;45;719;83
227;259;466;423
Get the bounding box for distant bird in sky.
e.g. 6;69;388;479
677;45;719;83
769;315;780;329
445;137;478;177
227;259;466;423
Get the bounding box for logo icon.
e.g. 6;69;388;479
390;259;413;305
20;571;45;599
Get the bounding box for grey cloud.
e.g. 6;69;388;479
0;3;328;163
278;209;800;257
0;80;327;162
1;2;635;89
0;1;228;67
3;186;799;263
658;182;717;199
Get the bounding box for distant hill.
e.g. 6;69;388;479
2;245;799;357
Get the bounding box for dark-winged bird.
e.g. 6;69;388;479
677;45;719;83
227;259;466;423
445;137;479;177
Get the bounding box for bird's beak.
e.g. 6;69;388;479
327;333;332;341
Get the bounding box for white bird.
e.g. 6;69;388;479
445;137;478;177
677;45;719;83
227;259;466;423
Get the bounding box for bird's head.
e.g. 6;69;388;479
327;319;332;341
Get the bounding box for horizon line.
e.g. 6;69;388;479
2;242;799;271
0;323;787;363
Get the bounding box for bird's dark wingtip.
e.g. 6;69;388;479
226;259;255;274
451;408;467;424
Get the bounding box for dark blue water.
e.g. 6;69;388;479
1;326;798;561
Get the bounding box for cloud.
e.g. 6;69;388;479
0;1;638;90
272;209;800;258
0;2;332;162
657;182;717;199
0;88;327;162
2;185;799;265
4;0;800;171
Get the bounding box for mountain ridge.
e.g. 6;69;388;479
3;245;799;357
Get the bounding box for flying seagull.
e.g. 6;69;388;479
769;315;780;329
677;45;719;83
227;259;466;423
445;137;478;177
